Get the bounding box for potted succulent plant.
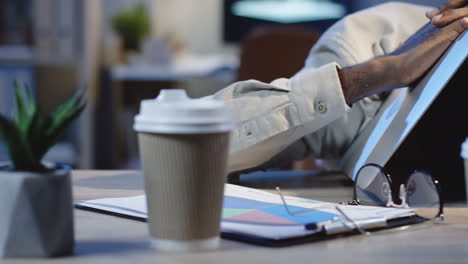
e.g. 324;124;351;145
0;82;86;258
111;3;150;53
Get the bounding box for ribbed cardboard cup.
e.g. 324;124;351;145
134;90;233;252
138;132;229;250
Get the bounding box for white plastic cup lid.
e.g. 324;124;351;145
461;137;468;159
134;89;234;134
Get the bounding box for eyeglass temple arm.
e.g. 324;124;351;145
275;187;296;216
335;206;368;235
399;184;409;208
386;189;393;207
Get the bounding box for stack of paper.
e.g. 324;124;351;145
76;184;418;246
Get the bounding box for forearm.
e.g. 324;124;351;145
338;56;401;105
339;10;467;106
218;63;349;173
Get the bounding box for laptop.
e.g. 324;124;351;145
341;31;467;201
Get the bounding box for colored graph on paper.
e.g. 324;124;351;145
222;195;339;225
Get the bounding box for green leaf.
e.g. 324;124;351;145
0;114;44;171
41;102;86;160
46;89;85;135
13;81;36;136
26;109;49;162
35;89;86;161
14;82;29;127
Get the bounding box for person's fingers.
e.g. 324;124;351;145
431;7;468;26
438;17;468;42
439;0;467;13
426;8;441;19
461;17;468;26
426;0;468;18
461;17;468;27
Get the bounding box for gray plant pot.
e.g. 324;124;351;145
0;163;74;258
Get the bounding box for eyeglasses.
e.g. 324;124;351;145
276;163;444;233
351;163;443;220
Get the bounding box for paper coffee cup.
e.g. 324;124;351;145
134;89;233;251
461;138;468;203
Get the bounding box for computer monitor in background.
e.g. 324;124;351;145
223;0;350;43
341;32;468;202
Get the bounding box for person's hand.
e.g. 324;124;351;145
394;3;468;56
426;0;468;27
339;18;467;105
393;18;467;86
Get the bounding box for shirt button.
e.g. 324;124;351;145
315;100;327;114
242;125;253;137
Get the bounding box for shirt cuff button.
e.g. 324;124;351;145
315;100;327;114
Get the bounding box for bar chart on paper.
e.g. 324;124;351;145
75;184;342;226
222;195;339;225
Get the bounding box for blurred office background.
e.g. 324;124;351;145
0;0;445;170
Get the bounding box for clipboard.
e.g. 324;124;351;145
75;183;425;247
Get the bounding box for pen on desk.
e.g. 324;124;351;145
304;217;340;231
303;207;366;234
304;222;323;231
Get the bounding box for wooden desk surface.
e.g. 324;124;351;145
5;170;468;263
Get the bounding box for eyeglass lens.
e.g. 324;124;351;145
406;172;441;219
354;164;391;206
